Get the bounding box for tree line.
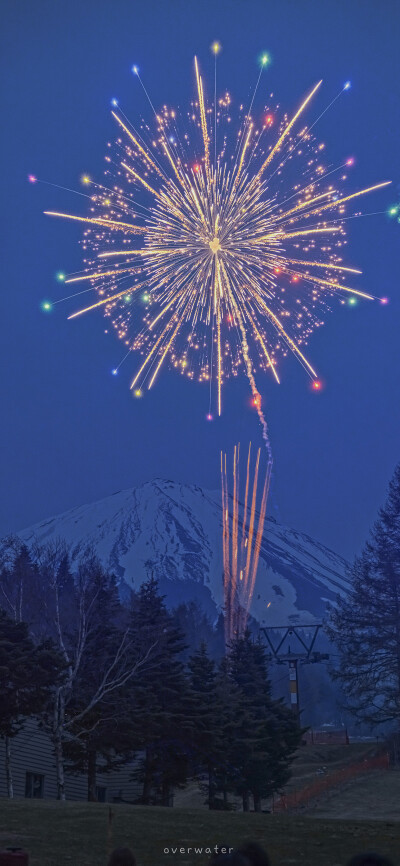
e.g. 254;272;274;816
0;540;301;808
2;462;400;805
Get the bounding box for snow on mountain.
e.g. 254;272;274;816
19;479;350;626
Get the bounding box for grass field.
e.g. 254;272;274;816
311;768;400;821
285;742;377;789
174;743;380;809
1;797;399;866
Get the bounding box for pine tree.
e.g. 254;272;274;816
172;602;222;660
228;632;302;811
0;608;64;737
129;576;190;805
211;655;245;809
328;464;400;728
188;642;225;808
0;540;42;629
0;540;46;795
0;608;64;796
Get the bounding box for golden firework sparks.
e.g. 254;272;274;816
221;443;271;644
45;54;390;420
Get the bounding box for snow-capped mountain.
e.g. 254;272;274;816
19;479;350;626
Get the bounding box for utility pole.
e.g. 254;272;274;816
260;624;329;722
288;658;300;720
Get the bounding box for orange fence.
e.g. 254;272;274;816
273;752;390;813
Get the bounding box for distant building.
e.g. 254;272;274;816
302;728;349;745
0;720;141;802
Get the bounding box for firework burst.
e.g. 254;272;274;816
45;51;390;426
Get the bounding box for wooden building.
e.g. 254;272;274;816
0;720;141;802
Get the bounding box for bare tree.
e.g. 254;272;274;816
35;543;158;799
1;539;158;800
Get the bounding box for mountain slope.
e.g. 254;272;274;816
19;479;350;625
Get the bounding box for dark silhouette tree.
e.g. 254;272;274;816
0;608;64;796
188;642;225;807
328;464;400;729
172;601;222;660
0;539;45;636
129;575;190;806
228;631;302;811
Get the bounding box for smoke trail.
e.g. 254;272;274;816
221;262;273;467
237;313;273;468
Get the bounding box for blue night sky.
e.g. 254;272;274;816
1;0;399;560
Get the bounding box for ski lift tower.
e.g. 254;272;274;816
260;624;329;722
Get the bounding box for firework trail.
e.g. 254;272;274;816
221;442;270;645
43;51;390;428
